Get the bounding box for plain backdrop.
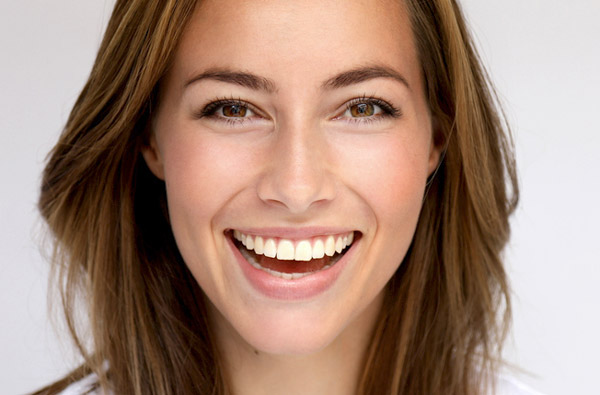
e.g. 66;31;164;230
1;1;599;394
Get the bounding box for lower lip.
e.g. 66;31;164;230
227;233;357;301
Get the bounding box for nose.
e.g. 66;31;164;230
256;121;336;214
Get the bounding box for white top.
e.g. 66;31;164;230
493;375;545;395
59;372;105;395
58;372;544;395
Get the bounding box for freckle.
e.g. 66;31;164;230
254;349;259;355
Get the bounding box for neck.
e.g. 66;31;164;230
211;293;383;395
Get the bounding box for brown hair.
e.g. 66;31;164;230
35;0;517;394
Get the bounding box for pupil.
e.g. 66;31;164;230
224;105;246;117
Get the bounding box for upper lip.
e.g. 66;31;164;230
227;227;358;240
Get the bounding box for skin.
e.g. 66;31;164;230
143;0;441;393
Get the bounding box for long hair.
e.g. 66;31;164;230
35;0;518;394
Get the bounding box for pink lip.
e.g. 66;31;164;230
230;227;355;240
226;231;359;300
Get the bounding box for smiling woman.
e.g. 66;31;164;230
34;0;523;394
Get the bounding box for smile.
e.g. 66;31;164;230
231;230;356;280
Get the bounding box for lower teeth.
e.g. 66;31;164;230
239;245;344;280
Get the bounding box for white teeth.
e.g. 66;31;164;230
325;236;336;257
264;238;277;258
276;240;295;260
295;241;312;261
254;236;264;254
245;236;254;250
239;245;340;280
312;239;325;259
232;230;356;262
335;237;344;254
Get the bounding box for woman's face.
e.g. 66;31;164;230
145;0;440;354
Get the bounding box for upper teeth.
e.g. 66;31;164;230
233;230;355;261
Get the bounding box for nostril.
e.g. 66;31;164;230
260;198;290;210
256;173;337;213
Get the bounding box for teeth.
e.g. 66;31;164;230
263;238;277;258
335;237;344;254
239;245;340;280
325;236;335;257
295;241;312;261
276;240;295;260
312;239;325;259
254;236;264;254
245;235;254;250
232;231;355;262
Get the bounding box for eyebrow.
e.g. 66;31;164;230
185;68;277;93
184;65;410;92
322;65;410;91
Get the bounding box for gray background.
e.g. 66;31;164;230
1;1;598;394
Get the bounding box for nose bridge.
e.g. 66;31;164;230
257;118;336;213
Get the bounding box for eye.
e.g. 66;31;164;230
349;102;379;117
206;102;253;118
337;97;401;123
219;104;251;118
197;99;262;123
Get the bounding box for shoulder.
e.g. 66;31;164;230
55;369;543;395
491;374;546;395
57;372;108;395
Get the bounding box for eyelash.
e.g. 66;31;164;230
196;97;260;126
196;95;402;125
342;96;402;124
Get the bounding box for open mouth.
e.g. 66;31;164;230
229;230;359;280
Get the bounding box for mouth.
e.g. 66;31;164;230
228;230;359;280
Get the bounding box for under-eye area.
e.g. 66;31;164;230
229;230;360;280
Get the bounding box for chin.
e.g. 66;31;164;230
239;317;341;356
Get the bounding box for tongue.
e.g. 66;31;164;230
254;252;333;274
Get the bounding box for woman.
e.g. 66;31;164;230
35;0;525;394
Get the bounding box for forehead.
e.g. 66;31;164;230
171;0;420;90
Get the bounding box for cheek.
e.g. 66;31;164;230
335;132;430;218
165;142;223;216
335;132;430;285
159;130;255;252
